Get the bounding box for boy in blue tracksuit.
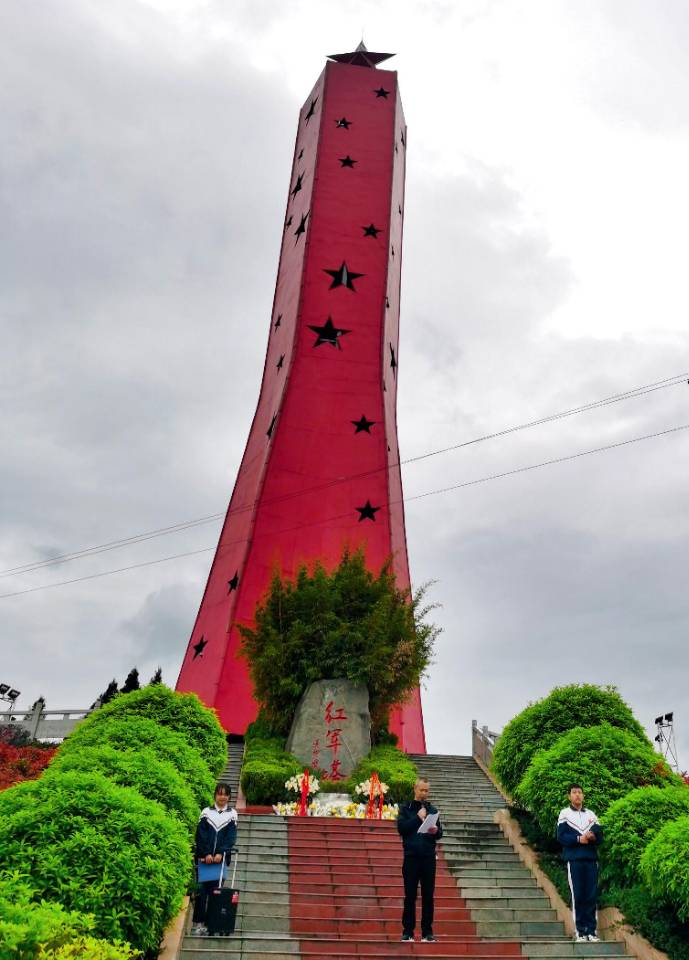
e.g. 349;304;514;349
557;784;603;943
191;782;238;936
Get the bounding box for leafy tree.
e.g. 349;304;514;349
239;548;438;735
601;786;689;887
98;679;119;706
516;723;679;834
492;684;647;795
120;668;140;694
148;667;163;686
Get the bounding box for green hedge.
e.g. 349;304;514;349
603;883;689;960
641;816;689;922
0;871;139;960
516;723;677;833
601;786;689;886
49;744;199;833
0;771;189;954
59;715;214;809
80;685;227;776
349;746;417;804
240;736;301;805
492;684;647;795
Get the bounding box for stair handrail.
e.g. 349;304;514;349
471;719;500;769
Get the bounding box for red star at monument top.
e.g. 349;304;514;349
327;41;395;69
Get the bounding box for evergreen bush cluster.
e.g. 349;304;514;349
240;732;301;805
239;548;438;737
349;745;417;804
0;686;227;957
494;684;689;960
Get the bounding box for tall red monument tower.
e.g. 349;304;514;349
177;44;425;753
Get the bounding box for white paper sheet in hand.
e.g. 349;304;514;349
417;811;440;834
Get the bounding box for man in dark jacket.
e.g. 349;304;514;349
397;778;443;943
557;784;603;943
191;782;238;936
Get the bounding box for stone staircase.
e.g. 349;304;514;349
217;741;244;805
177;752;630;960
410;755;626;959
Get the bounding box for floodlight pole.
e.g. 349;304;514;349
654;713;680;772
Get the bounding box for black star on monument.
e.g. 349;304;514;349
385;297;390;308
192;636;207;660
398;204;403;214
401;130;406;146
276;354;285;370
285;215;293;227
352;414;375;434
290;173;304;199
324;262;364;291
391;245;395;258
267;413;277;438
389;343;397;374
374;87;390;98
335;117;352;129
227;572;239;593
298;148;304;160
395;142;398;154
294;212;309;241
308;317;350;348
305;98;318;124
274;314;282;330
339;155;356;168
356;500;380;522
363;224;381;238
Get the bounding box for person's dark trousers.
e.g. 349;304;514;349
402;854;436;938
192;880;217;924
567;860;598;935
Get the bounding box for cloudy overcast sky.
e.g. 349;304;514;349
2;0;688;766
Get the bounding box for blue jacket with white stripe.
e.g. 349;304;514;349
557;806;603;861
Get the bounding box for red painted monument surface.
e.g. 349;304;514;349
176;46;426;752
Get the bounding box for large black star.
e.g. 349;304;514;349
327;42;395;68
363;223;380;238
308;317;350;348
335;117;352;129
352;414;375;434
227;571;239;593
276;354;285;370
390;343;398;374
339;155;356;168
374;87;390;98
305;98;318;124
274;313;282;330
324;262;364;291
356;500;380;522
294;212;309;241
267;413;277;438
290;173;304;199
192;636;207;660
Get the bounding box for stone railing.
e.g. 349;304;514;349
472;719;499;769
0;699;95;741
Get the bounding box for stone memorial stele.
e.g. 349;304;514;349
286;678;371;779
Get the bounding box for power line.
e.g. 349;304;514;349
2;371;686;580
2;418;687;600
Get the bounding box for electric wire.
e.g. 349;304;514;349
1;371;686;581
1;418;687;600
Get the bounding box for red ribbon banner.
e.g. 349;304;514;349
366;772;383;820
298;769;310;817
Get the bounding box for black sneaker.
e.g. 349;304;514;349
401;933;414;942
421;935;438;942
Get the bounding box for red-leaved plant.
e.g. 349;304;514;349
0;744;56;790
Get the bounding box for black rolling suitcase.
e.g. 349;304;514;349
206;848;239;936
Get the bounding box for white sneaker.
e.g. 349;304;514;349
574;935;588;943
190;924;208;936
587;935;601;942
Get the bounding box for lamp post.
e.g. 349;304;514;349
0;684;21;716
653;712;680;772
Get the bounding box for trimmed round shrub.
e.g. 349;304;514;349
640;816;689;921
0;771;189;953
601;785;689;886
349;746;417;804
492;684;647;795
241;736;300;806
516;723;678;834
49;744;198;833
59;716;214;808
81;686;227;776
